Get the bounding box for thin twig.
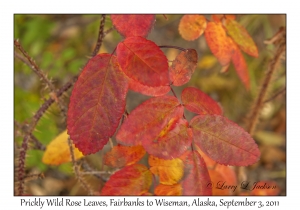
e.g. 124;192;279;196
159;45;186;51
92;15;106;57
264;87;286;103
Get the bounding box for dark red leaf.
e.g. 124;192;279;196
169;49;198;86
116;36;169;87
67;54;128;155
116;95;183;146
190;115;260;166
111;15;155;38
181;150;212;195
181;87;222;115
101;164;152;195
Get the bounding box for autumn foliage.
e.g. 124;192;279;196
43;14;263;195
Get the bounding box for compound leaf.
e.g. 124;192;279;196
204;21;233;66
116;36;169;87
42;130;83;165
104;144;146;168
149;155;184;185
67;54;128;155
225;19;259;57
111;14;155;38
142;118;192;159
181;150;212;195
190;115;260;166
169;49;198;86
181;87;222;115
101;164;152;195
179;15;207;41
116;95;183;145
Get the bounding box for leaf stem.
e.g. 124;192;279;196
159;45;186;52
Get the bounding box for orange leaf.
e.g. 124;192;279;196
116;36;169;87
181;150;212;195
169;49;198;86
149;155;184;185
67;54;128;155
111;15;155;38
190;115;260;166
104;144;146;168
181;87;223;115
142;118;192;159
179;15;207;41
101;164;152;195
42;130;83;165
155;184;182;195
230;38;250;90
225;19;259;57
129;78;170;96
116;95;183;146
204;21;233;66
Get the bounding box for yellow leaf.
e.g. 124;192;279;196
149;155;184;185
42;130;84;165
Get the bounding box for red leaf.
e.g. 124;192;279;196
178;15;207;41
169;49;198;86
190;115;260;166
111;15;155;38
116;36;169;87
230;38;250;90
67;54;128;155
181;151;212;195
104;144;146;168
116;95;183;146
129;79;170;96
204;21;233;66
181;87;222;115
101;164;152;195
142;118;192;159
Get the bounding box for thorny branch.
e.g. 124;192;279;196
15;14;111;195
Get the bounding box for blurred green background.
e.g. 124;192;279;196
14;14;286;195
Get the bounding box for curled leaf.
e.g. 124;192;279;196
169;49;198;86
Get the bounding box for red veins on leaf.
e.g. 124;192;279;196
101;164;152;195
181;150;212;195
178;15;207;41
104;144;146;168
169;49;198;86
181;87;223;115
204;21;233;66
67;54;128;155
116;36;169;87
111;15;155;38
142;118;192;159
116;95;183;145
129;79;171;96
190;115;260;166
